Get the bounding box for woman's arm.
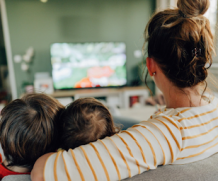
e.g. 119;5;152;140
31;153;54;181
32;116;182;181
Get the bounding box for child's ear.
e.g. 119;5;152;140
146;57;156;76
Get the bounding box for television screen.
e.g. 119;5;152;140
51;42;127;90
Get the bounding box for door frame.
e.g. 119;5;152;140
0;0;17;99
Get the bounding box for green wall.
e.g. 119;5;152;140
6;0;155;96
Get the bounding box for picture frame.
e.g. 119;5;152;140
34;77;54;94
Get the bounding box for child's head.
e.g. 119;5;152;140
59;97;119;150
0;93;64;170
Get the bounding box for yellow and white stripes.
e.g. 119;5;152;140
44;97;218;181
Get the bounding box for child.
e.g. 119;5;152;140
59;97;120;150
0;93;64;179
31;97;120;181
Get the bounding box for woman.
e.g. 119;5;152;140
31;0;218;180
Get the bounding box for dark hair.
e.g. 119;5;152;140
59;98;119;150
0;93;64;170
144;0;214;89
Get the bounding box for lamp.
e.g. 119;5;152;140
40;0;48;3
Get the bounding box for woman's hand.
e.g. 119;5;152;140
31;153;54;181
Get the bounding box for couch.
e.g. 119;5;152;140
3;115;218;181
3;152;218;181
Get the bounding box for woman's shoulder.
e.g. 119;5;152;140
152;96;218;118
148;96;218;126
149;107;186;121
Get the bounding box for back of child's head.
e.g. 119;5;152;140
59;97;119;150
0;93;64;170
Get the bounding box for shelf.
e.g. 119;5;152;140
48;86;149;108
49;86;147;98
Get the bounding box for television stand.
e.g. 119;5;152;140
49;86;149;108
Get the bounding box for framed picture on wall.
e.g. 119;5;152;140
34;78;54;94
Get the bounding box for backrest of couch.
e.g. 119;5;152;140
2;175;31;181
125;153;218;181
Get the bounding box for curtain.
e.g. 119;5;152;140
155;0;177;11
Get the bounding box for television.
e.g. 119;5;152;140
51;42;127;90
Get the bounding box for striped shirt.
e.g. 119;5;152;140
44;97;218;181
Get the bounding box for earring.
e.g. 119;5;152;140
153;72;156;76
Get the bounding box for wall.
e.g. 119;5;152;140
6;0;155;96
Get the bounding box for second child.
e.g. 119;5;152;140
59;97;120;150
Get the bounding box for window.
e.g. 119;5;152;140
206;0;218;74
205;0;217;37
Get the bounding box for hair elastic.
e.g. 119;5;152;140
192;48;202;57
179;10;187;18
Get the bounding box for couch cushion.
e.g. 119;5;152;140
125;153;218;181
2;175;31;181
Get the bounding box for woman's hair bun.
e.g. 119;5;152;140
177;0;210;18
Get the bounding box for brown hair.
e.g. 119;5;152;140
59;98;119;150
144;0;214;89
0;93;64;170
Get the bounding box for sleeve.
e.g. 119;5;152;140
44;116;182;181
